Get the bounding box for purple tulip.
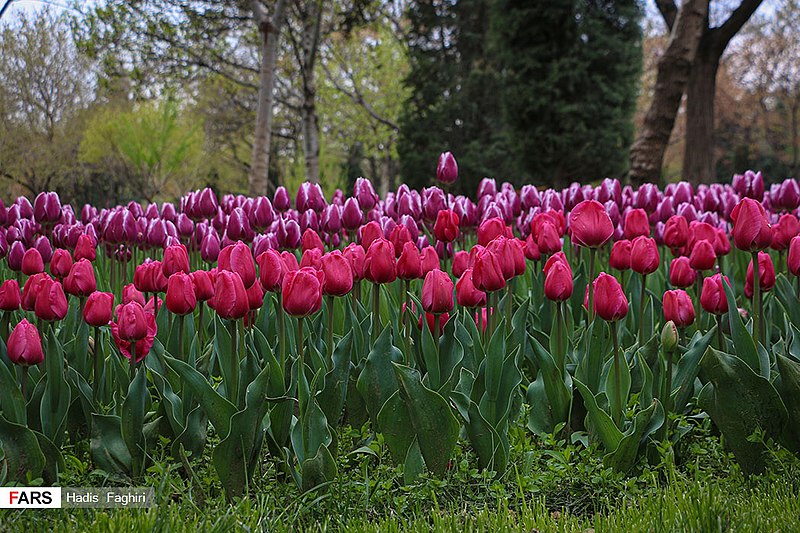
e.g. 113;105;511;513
201;231;221;262
8;241;25;271
422;187;447;222
354;177;378;211
273;186;291;212
477;178;497;199
161;202;177;222
250;196;275;229
300;209;319;233
197;187;218;219
34;235;53;263
341;198;362;231
16;196;33;219
436;152;458;184
226;207;253;242
321;204;342;234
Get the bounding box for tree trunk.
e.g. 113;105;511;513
683;45;720;184
249;0;288;196
299;0;322;184
629;0;708;185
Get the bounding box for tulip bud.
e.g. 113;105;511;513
609;240;631;271
661;321;679;353
436;152;458;184
456;268;486;308
163;244;191;277
21;248;44;276
0;279;21;311
569;200;614;248
257;249;284;292
452;250;469;278
165;272;197;315
218;242;256;289
544;260;573;302
117;301;149;340
744;251;776;298
282;267;325;317
630;236;660;275
592;273;628;322
364;238;396;284
397;241;423;280
210;270;249;320
84;291;114;327
472;248;506;292
663;289;695;328
74;234;97;262
789;235;800;276
623;208;650;239
343;243;366;282
64;259;97;297
190;270;215;301
50;248;73;279
434;209;460;243
700;274;729;315
320;251;353;296
663;215;689;250
341;198;362;230
421;269;454;315
669;257;696;288
7;319;44;366
477;217;507;246
34;278;68;321
123;283;146;306
730;198;772;252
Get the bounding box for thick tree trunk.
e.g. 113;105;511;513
301;98;320;183
683;46;720;184
629;0;708;185
249;0;288;196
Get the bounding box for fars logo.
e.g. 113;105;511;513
0;488;62;508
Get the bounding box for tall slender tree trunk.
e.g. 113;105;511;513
249;0;288;196
629;0;708;185
683;44;720;183
299;0;322;184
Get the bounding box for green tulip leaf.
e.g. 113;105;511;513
355;325;402;429
0;414;46;483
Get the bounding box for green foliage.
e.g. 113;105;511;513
79;98;205;201
398;0;642;192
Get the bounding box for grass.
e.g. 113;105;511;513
2;420;799;532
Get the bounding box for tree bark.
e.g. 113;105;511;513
629;0;708;185
683;43;720;183
299;0;322;184
249;0;288;196
681;0;764;183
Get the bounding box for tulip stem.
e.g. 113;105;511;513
610;322;623;427
298;317;305;366
326;295;334;369
588;248;597;322
20;365;28;403
639;273;648;344
198;303;205;355
372;283;381;342
178;314;186;361
229;320;239;405
0;311;9;343
716;314;724;351
404;280;411;363
555;302;565;373
752;251;761;346
506;280;513;333
664;344;674;435
130;342;137;381
94;326;102;404
278;293;286;370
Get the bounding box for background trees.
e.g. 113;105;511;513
0;0;796;204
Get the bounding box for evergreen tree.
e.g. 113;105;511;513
398;0;507;194
399;0;642;192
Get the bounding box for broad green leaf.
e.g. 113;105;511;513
0;415;46;482
698;348;788;474
166;355;237;438
90;414;132;474
776;354;800;452
722;277;767;377
121;368;148;477
573;378;623;452
376;390;414;464
603;400;663;473
393;364;459;476
355;325;402;428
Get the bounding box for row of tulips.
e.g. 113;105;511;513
0;166;798;497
